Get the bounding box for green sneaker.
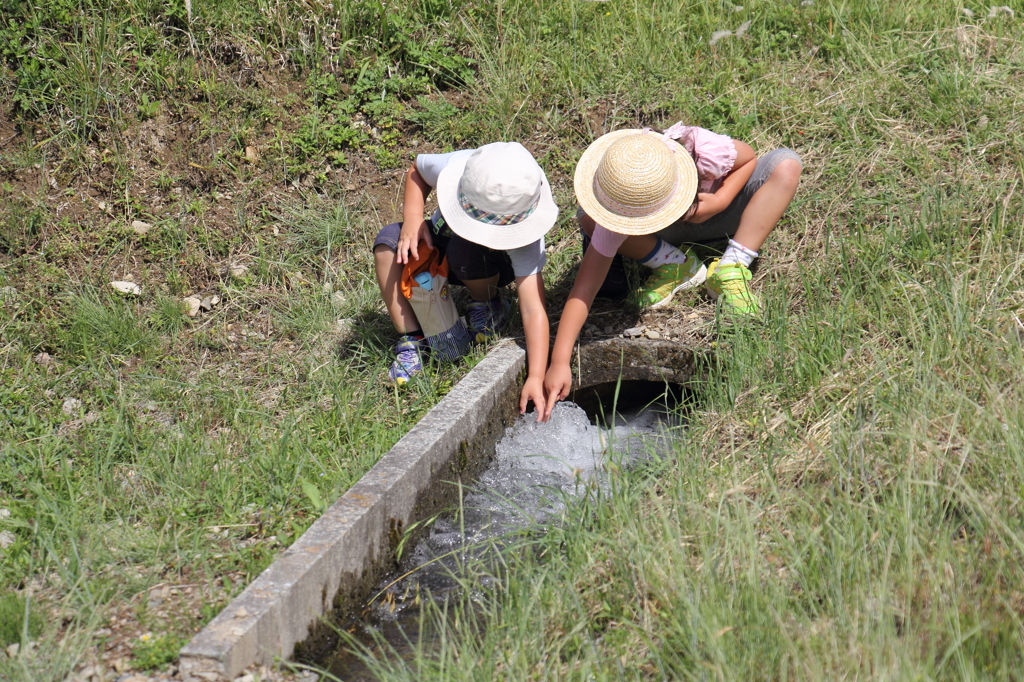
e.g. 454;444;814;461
635;248;707;309
706;259;760;317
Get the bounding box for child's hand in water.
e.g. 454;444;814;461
521;376;548;423
543;363;573;421
685;193;725;224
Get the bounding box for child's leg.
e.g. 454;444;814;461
445;235;515;340
373;223;427;384
729;153;802;255
706;149;802;316
373;223;421;334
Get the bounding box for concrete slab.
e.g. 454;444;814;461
179;341;526;679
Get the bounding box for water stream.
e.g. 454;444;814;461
322;398;679;679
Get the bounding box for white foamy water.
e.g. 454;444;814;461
362;402;675;622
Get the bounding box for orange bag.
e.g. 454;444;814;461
400;242;472;361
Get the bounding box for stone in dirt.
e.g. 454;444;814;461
183;296;202;317
63;397;83;415
623;326;646;338
228;263;248;279
110;281;142;296
200;295;221;312
131;220;153;235
0;530;15;549
34;352;52;366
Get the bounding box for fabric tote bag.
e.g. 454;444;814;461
400;242;472;361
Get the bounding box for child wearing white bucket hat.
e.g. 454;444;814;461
373;141;559;418
543;125;801;418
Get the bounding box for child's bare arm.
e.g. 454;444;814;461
688;140;756;224
543;248;613;420
397;163;434;263
516;272;549;421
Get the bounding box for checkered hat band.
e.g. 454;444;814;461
459;189;538;226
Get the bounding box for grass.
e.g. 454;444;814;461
2;0;1024;678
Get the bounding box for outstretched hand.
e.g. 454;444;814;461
542;363;573;422
521;376;547;423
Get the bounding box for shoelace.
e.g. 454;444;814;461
468;301;500;331
394;336;423;367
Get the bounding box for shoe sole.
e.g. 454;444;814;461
647;263;708;309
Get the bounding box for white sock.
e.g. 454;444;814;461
638;238;688;269
720;239;758;268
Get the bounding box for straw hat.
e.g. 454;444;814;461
436;142;559;250
575;129;698;236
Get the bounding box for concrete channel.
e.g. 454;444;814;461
179;337;701;679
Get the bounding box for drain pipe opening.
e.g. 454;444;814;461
570;379;687;423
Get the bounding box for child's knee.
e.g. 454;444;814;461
773;158;803;188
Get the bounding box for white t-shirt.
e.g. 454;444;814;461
415;150;546;278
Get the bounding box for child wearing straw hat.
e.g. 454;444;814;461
542;125;801;418
373;142;559;418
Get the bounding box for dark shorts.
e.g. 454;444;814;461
655;148;802;246
373;218;515;288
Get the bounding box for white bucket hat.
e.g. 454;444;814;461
574;129;698;236
436;142;559;250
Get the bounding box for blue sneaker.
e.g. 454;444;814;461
466;296;508;343
387;335;425;385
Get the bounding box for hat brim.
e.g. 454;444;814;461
436;154;559;251
574;129;698;236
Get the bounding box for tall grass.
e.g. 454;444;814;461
318;0;1024;678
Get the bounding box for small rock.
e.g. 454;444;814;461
63;398;83;415
244;146;259;162
234;607;249;619
0;530;15;549
110;281;142;296
646;330;661;340
800;0;813;5
131;220;153;236
228;264;248;279
93;628;113;637
210;294;221;306
33;352;52;366
336;318;353;334
200;296;215;312
623;326;646;338
183;296;202;317
5;642;18;658
344;184;356;191
233;675;254;682
977;115;990;129
0;509;9;520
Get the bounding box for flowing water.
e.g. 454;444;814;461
323;399;679;679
